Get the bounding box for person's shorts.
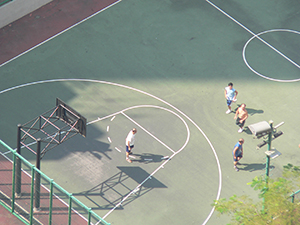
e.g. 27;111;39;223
233;152;243;161
227;99;232;106
236;117;245;127
126;145;134;153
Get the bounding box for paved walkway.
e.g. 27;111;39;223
0;0;117;65
0;204;24;225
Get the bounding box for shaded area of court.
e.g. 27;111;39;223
0;0;300;225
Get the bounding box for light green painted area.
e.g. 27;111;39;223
0;0;300;224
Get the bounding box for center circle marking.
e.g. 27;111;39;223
243;29;300;82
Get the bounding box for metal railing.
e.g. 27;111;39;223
0;0;12;7
0;139;110;225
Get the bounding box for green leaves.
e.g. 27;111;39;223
213;164;300;225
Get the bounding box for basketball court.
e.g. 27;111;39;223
0;0;300;224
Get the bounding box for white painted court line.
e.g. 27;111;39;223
120;105;190;154
100;106;191;221
0;0;122;68
101;151;177;222
107;137;112;143
132;187;140;194
92;104;190;154
121;111;176;154
89;111;120;124
206;0;300;70
114;147;121;152
106;126;109;132
242;29;300;82
0;79;220;225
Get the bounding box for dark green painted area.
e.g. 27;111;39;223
0;0;300;224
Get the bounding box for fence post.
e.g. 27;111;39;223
15;124;22;197
88;208;92;225
49;179;54;225
30;166;36;225
11;151;16;212
68;194;73;225
34;139;41;211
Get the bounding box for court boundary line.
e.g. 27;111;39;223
0;79;221;225
206;0;300;82
0;0;122;68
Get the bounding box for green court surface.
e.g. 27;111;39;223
1;0;300;224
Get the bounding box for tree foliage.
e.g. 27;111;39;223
213;164;300;225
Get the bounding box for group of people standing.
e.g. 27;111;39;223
225;82;247;171
123;83;247;169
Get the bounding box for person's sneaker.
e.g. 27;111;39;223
234;166;239;172
226;109;231;114
126;158;132;163
238;128;243;133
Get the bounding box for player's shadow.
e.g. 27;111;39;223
238;163;275;172
129;153;170;164
233;105;264;116
247;108;264;116
73;166;167;210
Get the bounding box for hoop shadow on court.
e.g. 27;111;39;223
73;166;167;210
238;163;275;172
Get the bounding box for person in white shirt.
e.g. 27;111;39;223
125;128;137;163
224;82;238;114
